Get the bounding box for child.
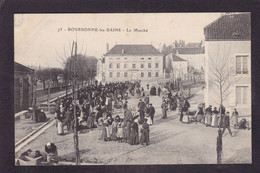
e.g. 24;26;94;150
117;119;124;142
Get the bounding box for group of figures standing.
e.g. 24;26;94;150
53;81;157;146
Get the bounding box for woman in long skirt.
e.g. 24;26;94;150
111;116;119;140
129;121;139;145
205;113;212;126
140;119;150;145
211;107;219;127
55;109;64;135
231;108;239;128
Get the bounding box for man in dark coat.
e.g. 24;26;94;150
147;103;155;123
222;111;232;136
138;99;147;111
144;95;150;106
158;87;161;96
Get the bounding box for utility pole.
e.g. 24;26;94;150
73;38;80;165
32;70;37;123
48;80;50;113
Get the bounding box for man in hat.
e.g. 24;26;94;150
222;111;232;136
138;99;146;112
147;103;155;124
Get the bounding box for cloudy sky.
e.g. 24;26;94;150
14;13;223;68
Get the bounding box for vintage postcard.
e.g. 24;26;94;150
14;13;251;165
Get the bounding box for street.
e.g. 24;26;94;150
15;84;251;164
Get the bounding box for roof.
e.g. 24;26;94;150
172;47;205;54
105;44;162;56
14;62;34;74
204;13;251;41
185;43;202;48
171;54;187;61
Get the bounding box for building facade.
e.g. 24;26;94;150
14;62;34;113
165;53;188;81
99;45;164;83
172;42;205;71
204;13;251;116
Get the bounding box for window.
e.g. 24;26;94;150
117;63;120;68
109;72;113;77
148;72;151;77
141;58;144;60
124;72;128;77
236;86;249;104
109;63;113;68
141;72;144;77
148;58;151;60
155;63;159;68
141;64;144;68
155;72;159;77
236;55;249;74
132;64;136;68
124;64;127;68
148;63;151;68
117;72;120;77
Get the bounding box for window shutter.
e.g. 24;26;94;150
229;86;236;107
229;56;236;76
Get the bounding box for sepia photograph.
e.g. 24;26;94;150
14;13;251;165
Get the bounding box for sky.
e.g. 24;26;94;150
14;13;223;68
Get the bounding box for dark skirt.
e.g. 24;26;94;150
129;130;139;145
140;131;149;145
111;127;118;140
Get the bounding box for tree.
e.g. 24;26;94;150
64;54;97;84
208;44;237;114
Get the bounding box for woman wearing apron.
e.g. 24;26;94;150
211;107;219;127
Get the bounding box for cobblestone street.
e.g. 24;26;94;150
15;84;251;165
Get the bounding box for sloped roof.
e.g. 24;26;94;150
14;62;34;74
105;44;162;56
172;47;205;54
204;13;251;41
185;43;202;48
171;54;187;61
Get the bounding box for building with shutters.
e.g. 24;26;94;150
204;13;251;115
99;44;164;83
14;62;34;113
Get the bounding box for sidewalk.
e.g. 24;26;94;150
15;113;55;144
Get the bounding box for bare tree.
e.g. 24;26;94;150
208;43;239;114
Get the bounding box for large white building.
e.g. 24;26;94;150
204;13;251;116
97;44;164;83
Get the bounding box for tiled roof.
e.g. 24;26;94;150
204;13;251;40
105;44;162;56
14;62;34;74
171;53;187;61
172;47;205;54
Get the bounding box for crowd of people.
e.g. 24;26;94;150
52;81;158;146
